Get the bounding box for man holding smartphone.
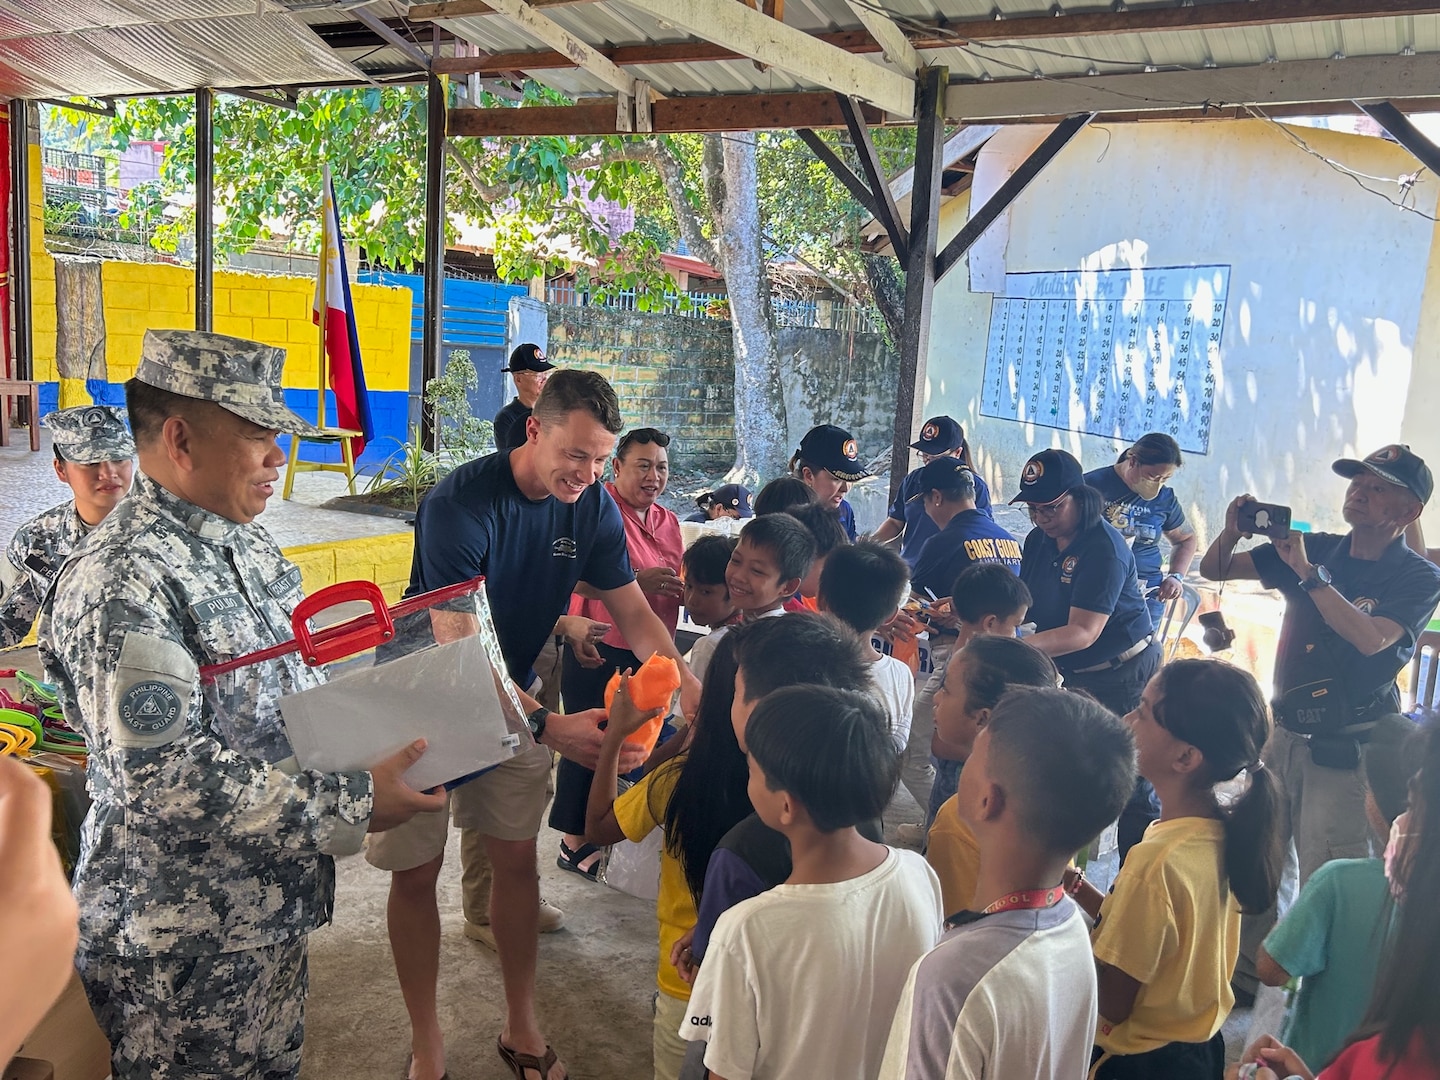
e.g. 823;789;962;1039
1201;444;1440;1001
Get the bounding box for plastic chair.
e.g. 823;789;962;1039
1156;583;1201;662
1405;628;1440;712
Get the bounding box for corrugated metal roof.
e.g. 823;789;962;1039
426;0;1440;118
0;0;1436;115
0;1;362;98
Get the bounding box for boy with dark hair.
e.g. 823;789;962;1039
682;686;942;1080
881;687;1136;1080
679;614;876;975
687;514;816;682
680;535;739;634
917;563;1038;833
1256;712;1421;1068
951;561;1034;634
790;501;850;604
819;541;916;752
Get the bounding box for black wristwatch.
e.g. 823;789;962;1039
525;707;550;742
1301;565;1333;593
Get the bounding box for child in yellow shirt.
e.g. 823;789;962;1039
584;632;751;1080
925;634;1059;915
1070;659;1282;1079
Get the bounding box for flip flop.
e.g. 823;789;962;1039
555;838;602;880
401;1053;447;1080
497;1037;566;1080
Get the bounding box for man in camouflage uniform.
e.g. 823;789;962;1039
38;329;447;1079
0;405;135;647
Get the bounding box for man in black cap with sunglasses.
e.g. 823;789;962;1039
494;343;555;450
1203;444;1440;1002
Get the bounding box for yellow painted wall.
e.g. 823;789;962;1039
283;532;415;603
27;147;412;395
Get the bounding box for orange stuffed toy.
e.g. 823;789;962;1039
602;654;680;754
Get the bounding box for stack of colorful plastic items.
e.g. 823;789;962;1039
0;669;89;878
0;668;85;758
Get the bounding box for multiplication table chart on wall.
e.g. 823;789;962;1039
978;265;1230;454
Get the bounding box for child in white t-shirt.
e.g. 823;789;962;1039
818;541;916;752
681;684;943;1080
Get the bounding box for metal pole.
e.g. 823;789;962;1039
891;66;946;507
420;72;445;452
9;100;33;396
195;87;214;332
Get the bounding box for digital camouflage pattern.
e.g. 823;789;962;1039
0;500;91;648
38;474;374;958
78;938;307;1080
43;404;135;464
136;328;321;436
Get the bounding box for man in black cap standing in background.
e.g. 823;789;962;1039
870;416;993;568
493;344;555;450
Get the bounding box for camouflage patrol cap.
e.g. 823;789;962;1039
43;405;135;464
136;329;321;436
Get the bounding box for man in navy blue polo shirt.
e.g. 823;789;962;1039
909;458;1019;600
370;369;700;1080
493;343;554;450
872;416;993;568
897;457;1020;828
1202;444;1440;1002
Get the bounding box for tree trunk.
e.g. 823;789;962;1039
863;252;906;348
702;132;789;484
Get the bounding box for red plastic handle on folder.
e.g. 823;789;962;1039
291;580;394;666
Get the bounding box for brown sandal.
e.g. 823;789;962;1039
402;1054;448;1080
497;1036;567;1080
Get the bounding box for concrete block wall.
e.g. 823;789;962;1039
547;304;737;470
545;304;900;475
26;145;413;464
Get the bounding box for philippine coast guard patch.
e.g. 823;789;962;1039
119;680;183;736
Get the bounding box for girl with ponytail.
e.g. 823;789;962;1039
1071;658;1282;1079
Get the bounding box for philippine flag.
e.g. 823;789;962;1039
314;166;374;455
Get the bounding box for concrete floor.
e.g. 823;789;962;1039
0;429;400;549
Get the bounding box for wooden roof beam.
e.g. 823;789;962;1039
447;91;884;136
428;0;1440;79
613;0;917;117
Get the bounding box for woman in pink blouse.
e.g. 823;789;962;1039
551;427;685;877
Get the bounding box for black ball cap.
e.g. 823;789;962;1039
503;343;555;373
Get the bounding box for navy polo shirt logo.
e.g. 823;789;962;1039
1060;555;1078;583
552;537;578;558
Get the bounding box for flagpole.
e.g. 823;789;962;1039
317;173;330;431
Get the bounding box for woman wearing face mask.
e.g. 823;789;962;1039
1227;716;1440;1080
1085;434;1197;628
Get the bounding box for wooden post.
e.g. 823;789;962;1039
421;72;446;452
195;88;214;332
891;66;946;506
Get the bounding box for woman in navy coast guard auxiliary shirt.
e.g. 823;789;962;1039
1084;433;1198;628
1011;448;1160;861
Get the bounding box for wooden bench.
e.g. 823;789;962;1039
0;378;41;451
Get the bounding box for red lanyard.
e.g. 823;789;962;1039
981;886;1067;915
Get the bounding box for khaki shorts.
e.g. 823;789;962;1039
364;742;553;871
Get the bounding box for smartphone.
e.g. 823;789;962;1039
1238;500;1292;539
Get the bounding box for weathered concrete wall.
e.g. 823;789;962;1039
545;303;898;474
